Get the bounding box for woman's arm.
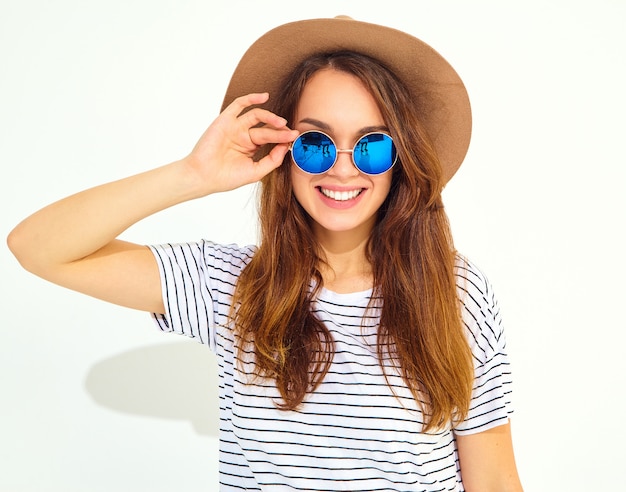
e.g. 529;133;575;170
456;421;523;492
7;93;298;313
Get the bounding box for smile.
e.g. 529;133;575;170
318;187;364;201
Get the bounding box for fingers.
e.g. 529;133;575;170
249;126;299;147
224;93;287;129
188;93;298;191
222;92;270;118
255;143;292;174
242;108;290;131
224;93;297;137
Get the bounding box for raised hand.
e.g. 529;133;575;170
183;92;299;196
7;92;299;312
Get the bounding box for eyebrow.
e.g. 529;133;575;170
297;117;389;135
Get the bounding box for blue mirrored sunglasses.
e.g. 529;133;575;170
290;130;397;175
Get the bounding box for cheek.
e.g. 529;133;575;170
290;165;311;203
374;174;393;201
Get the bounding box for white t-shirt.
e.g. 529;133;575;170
149;241;514;491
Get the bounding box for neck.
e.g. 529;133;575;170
314;223;374;294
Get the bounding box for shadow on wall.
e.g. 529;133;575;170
84;341;219;436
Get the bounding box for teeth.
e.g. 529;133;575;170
320;188;363;201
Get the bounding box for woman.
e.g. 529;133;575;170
7;16;523;491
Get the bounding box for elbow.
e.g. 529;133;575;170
7;226;24;264
7;224;40;274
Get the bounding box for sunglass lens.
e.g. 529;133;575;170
291;131;336;174
353;133;397;175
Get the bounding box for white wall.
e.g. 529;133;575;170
1;1;624;490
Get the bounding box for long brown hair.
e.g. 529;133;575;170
232;52;474;431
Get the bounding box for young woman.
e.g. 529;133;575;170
7;16;523;491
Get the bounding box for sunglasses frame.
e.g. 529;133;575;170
289;130;398;176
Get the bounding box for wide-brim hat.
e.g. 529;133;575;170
221;16;471;183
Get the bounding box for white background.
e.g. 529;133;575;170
1;1;624;490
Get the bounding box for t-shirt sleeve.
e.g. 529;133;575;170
453;257;515;435
147;241;253;352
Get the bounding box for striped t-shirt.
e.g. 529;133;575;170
149;241;513;491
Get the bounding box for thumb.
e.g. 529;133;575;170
255;143;290;175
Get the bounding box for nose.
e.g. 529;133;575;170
328;149;359;178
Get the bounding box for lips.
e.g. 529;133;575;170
318;186;364;201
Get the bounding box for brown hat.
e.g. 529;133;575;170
221;16;472;183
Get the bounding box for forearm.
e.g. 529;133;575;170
8;159;200;274
8;92;296;287
456;423;523;492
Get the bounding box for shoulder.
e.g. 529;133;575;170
454;254;493;301
454;254;506;362
201;241;257;271
149;240;257;281
454;254;498;317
